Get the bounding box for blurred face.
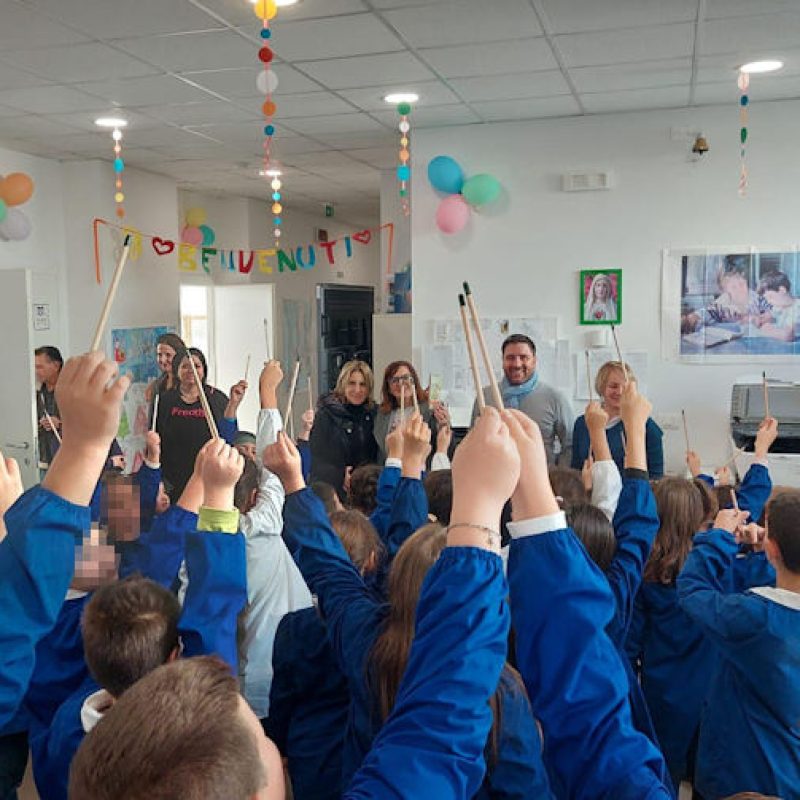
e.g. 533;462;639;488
722;273;749;306
601;368;626;413
178;355;205;388
502;343;536;385
156;344;177;375
236;443;257;461
102;480;141;541
71;526;119;592
388;366;414;402
344;370;368;406
35;355;60;386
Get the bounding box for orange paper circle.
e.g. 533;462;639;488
262;100;277;116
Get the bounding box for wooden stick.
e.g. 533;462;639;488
307;375;313;412
463;282;504;410
91;234;131;352
283;360;301;429
719;446;747;470
42;405;62;444
244;354;251;384
400;380;405;422
458;294;485;413
610;324;628;382
730;488;739;511
681;409;691;452
187;356;219;440
412;377;420;414
151;392;159;434
762;371;770;419
585;350;593;401
263;318;271;362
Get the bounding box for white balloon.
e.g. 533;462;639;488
256;69;279;95
0;207;31;241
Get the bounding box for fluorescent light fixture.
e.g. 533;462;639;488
95;117;128;128
739;60;783;74
384;92;419;104
275;0;300;5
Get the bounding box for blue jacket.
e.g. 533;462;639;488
369;463;401;540
345;548;510;799
284;489;549;797
678;529;800;798
0;487;89;729
571;416;664;478
264;607;349;800
298;439;312;483
508;523;670;799
701;462;772;522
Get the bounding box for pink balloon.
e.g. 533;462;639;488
181;225;203;246
435;195;470;234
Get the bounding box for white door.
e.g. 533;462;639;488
0;270;39;487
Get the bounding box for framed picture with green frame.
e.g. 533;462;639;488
580;269;622;325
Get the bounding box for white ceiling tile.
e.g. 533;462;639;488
124;125;222;148
0;61;53;91
278;113;386;135
372;103;481;127
449;71;571;102
267;137;332;155
0;114;86;139
0;104;27;117
471;94;581;121
540;0;696;34
6;42;160;83
342;146;399;168
74;75;217;107
0;85;113;113
701;13;800;57
256;14;403;61
25;0;224;39
556;22;694;67
139;101;258;126
0;137;77;157
269;92;357;118
706;0;800;19
113;30;257;73
369;0;450;7
296;51;435;90
200;0;367;27
0;0;91;49
338;81;460;111
581;85;689;113
419;38;558;78
182;121;261;144
181;65;321;98
321;131;395;149
571;58;691;92
47;109;167;132
383;0;541;48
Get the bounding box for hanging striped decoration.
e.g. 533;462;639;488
396;102;412;216
112;126;125;219
737;70;749;196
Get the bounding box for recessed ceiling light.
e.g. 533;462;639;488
275;0;300;6
384;92;419;104
95;117;128;128
259;168;282;177
739;60;784;74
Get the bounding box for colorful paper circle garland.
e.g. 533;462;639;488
111;127;125;219
737;71;749;196
396;102;412;216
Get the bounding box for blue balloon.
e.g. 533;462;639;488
397;165;410;181
427;155;464;194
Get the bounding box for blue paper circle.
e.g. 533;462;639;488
113;158;124;172
274;217;282;225
427;155;464;194
260;28;272;39
264;124;275;136
272;192;281;201
397;165;411;181
740;95;749;106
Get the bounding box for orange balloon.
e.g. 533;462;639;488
262;100;277;117
0;173;34;206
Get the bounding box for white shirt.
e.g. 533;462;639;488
81;689;113;733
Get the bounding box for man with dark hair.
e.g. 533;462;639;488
471;333;574;464
34;346;64;474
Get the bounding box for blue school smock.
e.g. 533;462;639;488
284;489;549;797
368;463;401;540
677;529;800;798
297;439;312;482
508;520;670;800
0;487;89;729
345;548;510;799
264;607;349;800
571;416;664;478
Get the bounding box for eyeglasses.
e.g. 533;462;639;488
389;375;415;385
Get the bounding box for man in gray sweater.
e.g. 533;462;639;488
471;333;574;465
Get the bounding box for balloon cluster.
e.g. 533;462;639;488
427;156;501;234
0;172;34;242
181;208;216;247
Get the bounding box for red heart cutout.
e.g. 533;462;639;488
352;230;371;245
152;237;175;256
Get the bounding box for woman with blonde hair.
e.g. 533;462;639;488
309;360;378;498
571;360;664;478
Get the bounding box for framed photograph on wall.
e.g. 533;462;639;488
580;269;621;325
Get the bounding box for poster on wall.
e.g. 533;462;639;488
111;325;175;472
580;270;621;325
662;248;800;362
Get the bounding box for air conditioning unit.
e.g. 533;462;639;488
561;171;614;192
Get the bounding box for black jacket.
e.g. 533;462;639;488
309;393;377;498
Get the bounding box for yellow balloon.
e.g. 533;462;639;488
254;0;278;20
185;207;207;227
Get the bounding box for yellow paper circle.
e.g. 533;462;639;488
115;192;125;203
185;207;207;227
254;0;278;20
272;202;282;214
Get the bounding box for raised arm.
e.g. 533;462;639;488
585;401;623;520
369;425;403;538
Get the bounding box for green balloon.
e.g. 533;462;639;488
0;198;6;223
462;173;501;206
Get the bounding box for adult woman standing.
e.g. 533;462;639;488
571;360;663;478
373;361;447;464
145;333;185;404
156;347;245;500
309;360;377;498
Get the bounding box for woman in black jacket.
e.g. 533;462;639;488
309;360;378;499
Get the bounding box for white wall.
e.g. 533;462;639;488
412;99;800;470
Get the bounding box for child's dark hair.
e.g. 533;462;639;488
348;464;382;514
311;481;340;515
548;467;587;508
329;510;384;574
693;478;719;531
566;503;616;572
233;457;260;513
766;490;800;572
424;470;453;525
757;270;791;295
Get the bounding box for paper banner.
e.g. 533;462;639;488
93;218;394;285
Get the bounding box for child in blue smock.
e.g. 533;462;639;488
677;490;800;799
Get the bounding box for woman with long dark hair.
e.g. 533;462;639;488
145;333;185;403
155;347;245;500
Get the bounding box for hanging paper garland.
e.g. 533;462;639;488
111;126;125;219
396;102;412;216
737;70;749;196
254;0;283;246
